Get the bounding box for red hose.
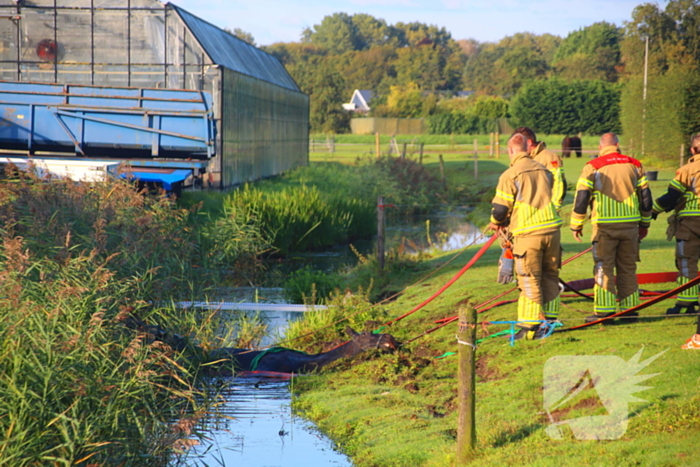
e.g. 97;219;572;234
562;273;700;331
385;234;498;326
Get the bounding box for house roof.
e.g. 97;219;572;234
357;90;373;105
168;3;300;92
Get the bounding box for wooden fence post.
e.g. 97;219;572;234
457;304;477;463
402;142;407;159
681;144;686;167
375;132;380;158
377;196;385;271
419;142;425;165
495;133;500;159
439;154;446;191
473;138;479;180
489;133;494;158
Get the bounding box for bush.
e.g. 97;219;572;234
510;78;621;135
620;67;700;162
0;174;213;301
283;266;342;304
223;184;374;255
0;176;220;465
426;112;497;134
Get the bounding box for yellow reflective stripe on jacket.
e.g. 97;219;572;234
678;191;700;217
495;189;515;202
552;167;565;209
510;202;563;235
591;192;641;223
637;175;648;187
670;179;685;191
577;177;594;190
652;199;665;212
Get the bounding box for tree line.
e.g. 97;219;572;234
232;2;700;160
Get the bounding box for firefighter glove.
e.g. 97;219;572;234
497;247;514;284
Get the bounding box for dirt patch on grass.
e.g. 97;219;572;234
476;354;505;382
411;344;437;358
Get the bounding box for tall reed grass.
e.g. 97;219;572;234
210;158;441;257
0;174;228;465
224;183;375;255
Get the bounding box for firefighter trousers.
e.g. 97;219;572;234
674;217;700;306
591;224;640;314
512;230;562;328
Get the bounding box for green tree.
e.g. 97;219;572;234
351;14;399;49
302;13;360;54
464;33;558;95
308;60;350;133
553;22;622;81
386;82;424;118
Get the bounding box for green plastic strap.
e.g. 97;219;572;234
372;326;386;334
435;352;457;359
476;329;513;344
434;329;515;360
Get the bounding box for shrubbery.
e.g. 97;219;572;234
620;68;700;162
0;175;218;465
214;158;442;256
510;78;621;135
283;266;342;304
426;95;509;135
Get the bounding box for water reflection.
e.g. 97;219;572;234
182;375;350;467
177;290;351;467
272;210;486;275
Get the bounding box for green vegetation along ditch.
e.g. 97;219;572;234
3;142;696;466
281;150;699;467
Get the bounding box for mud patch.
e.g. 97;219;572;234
476;354;505;382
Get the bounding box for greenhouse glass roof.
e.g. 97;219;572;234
169;3;301;92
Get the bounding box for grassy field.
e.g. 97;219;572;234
291;147;700;466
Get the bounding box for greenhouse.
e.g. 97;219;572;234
0;0;309;188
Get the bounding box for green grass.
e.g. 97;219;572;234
289;150;700;467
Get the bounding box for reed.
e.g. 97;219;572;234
0;175;228;465
224;184;375;255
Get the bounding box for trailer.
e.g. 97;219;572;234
0;80;216;192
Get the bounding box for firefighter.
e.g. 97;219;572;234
570;133;653;323
513;127;567;210
489;133;563;340
652;133;700;349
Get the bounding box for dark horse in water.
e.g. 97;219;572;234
207;327;399;375
123;313;398;375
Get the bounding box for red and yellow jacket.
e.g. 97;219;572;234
570;145;653;230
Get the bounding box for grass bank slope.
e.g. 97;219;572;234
293;154;700;466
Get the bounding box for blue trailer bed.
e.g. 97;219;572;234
0;81;216;159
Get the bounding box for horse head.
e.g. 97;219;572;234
345;326;399;352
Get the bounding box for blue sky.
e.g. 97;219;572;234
170;0;648;46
